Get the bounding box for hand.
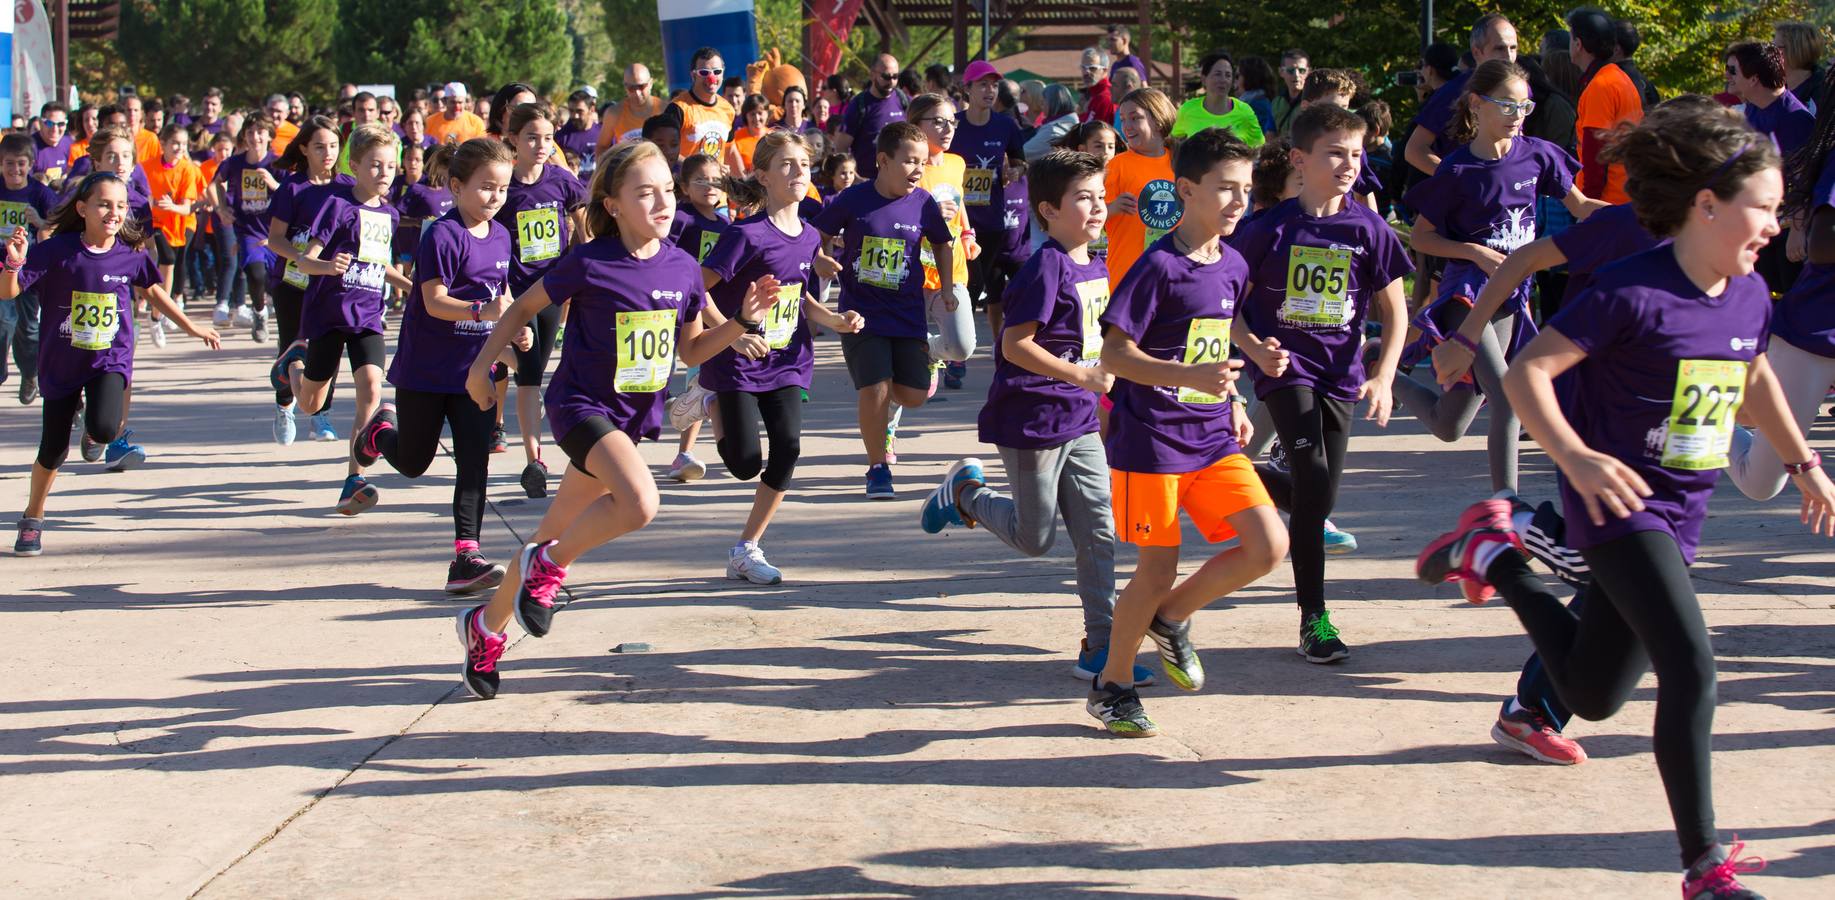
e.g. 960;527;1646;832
1110;193;1138;218
937;199;960;222
1076;364;1115;395
327;252;353;276
1182;358;1240;399
940;287;959;312
155;197;178;212
1232;402;1254;446
1358;376;1394;427
739;275;781;322
4;226;27;268
465;365;497;412
813;254;841;280
1794;467;1835;536
262;170;280;191
1786;226;1808;264
1247;336;1289;378
1561;448;1652;526
1431;338;1476;389
836;310;866;334
1469;245;1507;276
733;333;770;359
512;326;534;352
192;324;222;350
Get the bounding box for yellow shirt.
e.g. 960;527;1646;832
919;153;973;289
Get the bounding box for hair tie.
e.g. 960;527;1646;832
1703;141;1754;191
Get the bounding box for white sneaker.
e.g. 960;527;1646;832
666;452;707;482
149;316;167;348
668;380;714;432
250;311;269;343
274;403;297;445
726;543;783;585
213;304;231;326
233;305;254;328
158;316;178;334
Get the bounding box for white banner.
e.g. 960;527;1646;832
13;0;51;119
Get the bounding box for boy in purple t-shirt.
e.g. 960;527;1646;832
0;133;58;401
1087;129;1289;736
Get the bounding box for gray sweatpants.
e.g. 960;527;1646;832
1392;313;1519;494
961;432;1117;646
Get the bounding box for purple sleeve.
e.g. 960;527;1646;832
539;245;587;303
699;223;751;280
269;181;296;225
842;95;865;136
1811;149;1835;211
1100;252;1160;342
30;183;56;218
1000;252;1058;329
1365;217;1416;287
1547;280;1636;355
919;195;952;244
419;223;463;289
810;191;850;236
1402;169;1455;231
1552;205;1628;274
16;239;53;293
1538;140;1579;199
307;195;346;245
131;248;160;289
679;258;707;324
1228;213;1278;273
563;171;588;211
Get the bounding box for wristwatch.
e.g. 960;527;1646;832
1784;450;1823;475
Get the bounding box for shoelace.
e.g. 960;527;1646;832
1688;840;1765;896
1308;611;1341;642
19;527;40;542
111;429;136;451
467;613;506;673
525;547;567;606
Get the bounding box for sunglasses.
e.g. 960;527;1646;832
1282;65;1309;75
45;120;67;128
625;83;651;91
695;68;724;78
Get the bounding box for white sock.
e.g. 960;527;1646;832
734;540;756;554
1511;511;1533;536
1473;539;1510;576
1504;697;1525;715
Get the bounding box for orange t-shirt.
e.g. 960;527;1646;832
272;120;301;156
67;138;89;168
672;94;736;160
1102;149;1180;289
1576;64;1644;204
600;96;667;153
426;111;486;146
144;156;205;245
733;126;765;171
134;130;163;167
198;156;225;234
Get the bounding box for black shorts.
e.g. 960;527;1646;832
513;303;563;387
303;330;386;381
840;332;930;391
152;231;179;266
557;414;617;475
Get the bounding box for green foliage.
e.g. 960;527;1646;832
600;0;664;80
397;0;575;97
559;0;617;95
117;0;339;105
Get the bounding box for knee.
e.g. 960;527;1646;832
718;437;764;482
629;486;661;529
1239;526;1288;574
890;385;928;408
88;419;121;445
760;440;801;491
1013;526;1057;558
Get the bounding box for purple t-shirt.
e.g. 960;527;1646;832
0;179;61;237
215;153;280;241
1406;137;1577;313
1101;234;1252;472
842;89;908;179
392;212;512;394
698;215;821;393
1774;147;1835;358
301;191;401;339
1745;91;1816;160
22;232;160;401
32;134;71;179
978;239;1106;449
495;163;588;295
1551;202;1662;304
556;121;602;176
394;180;453;259
541;236;707;444
811;182;952;339
1415;70;1472;158
951;110;1024;237
667;206;729;263
1550;247;1772;563
1233;197;1414;401
998;174;1033;265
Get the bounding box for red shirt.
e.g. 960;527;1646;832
1084;79;1116;124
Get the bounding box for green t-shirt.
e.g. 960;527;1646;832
1170;96;1266;147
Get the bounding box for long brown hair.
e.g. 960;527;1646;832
1448;59;1530;146
721;131;812;209
49;172;147;249
589;140;670;238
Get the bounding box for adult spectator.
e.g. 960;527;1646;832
377;95;400;126
558;90;602;176
426;82;487;145
1081;46;1116;124
195;88;227;135
822;75;853;114
1236;57;1279;134
602;64;668;152
1171;50;1264;145
1021;83;1079;161
1270;48;1308;135
487;83;537;138
1612;20;1662;110
777;85;818;135
32;102;71;183
924;64;953;97
721;76;748;110
1018;80;1047;127
120;93;164;165
1728;42;1815;159
1404;12;1517;176
338;83;359;102
666;47;739;161
1539;31;1584;101
1775;21;1826;113
1568;6;1643;203
1105;25;1147;81
1110;65;1143;126
287;92;305;123
1519;55;1578;156
834;53;909;179
335;92;385;175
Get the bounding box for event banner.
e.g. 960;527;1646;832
657;0;760;95
807;0;865;86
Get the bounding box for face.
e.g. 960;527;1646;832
204;95;222;119
102;112;128;130
80;107;97;133
1179;158;1253;234
969;77;999;111
1702;166;1783;277
1042;172;1106;242
515;117;555;166
916;101;958;151
1118;101;1158;151
1294;128;1362;196
379;99;398;123
832;158;857;189
1726;58;1756;99
266;99;288;122
627;67;654;100
2;154;31;184
474;97;492;117
723;83;746;107
95;138;134;178
614;155;678;241
695;56;726;97
570;100;594;124
444;93;462;115
814;96;831;121
405;111;425;137
1281;56;1310;94
652;126;679;150
1082;56;1109;87
1477;24;1519;64
684;163;725;211
783;91;806;122
289;96;304;119
876;139;926;195
80;180;131;237
873;56;901;94
401;148;423;183
246;130;272;159
353;98;379;124
758;144;812;204
353;145;399;197
745;105;769;130
1079;129;1116;165
161;132;189;162
452;160;512;221
123;97;144;131
305;128;340;175
1113;68;1141;98
211;137;233;160
1472;76;1532;139
1204;60;1235;97
39;109;67;143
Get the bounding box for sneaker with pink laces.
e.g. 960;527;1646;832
1682;840;1766;899
456;605;507;700
1491;701;1587;765
513;540;568;638
1416;498;1522;604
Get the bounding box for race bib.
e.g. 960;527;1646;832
1075;279;1109;363
516;207;561;263
1661;359;1746;471
856;235;908;289
0;201;33;231
240;170;270;213
1279;245;1352;328
70;290;120;351
614;308;675;393
1177;318;1232;405
43;167;63;184
357;209;393;266
964;167;995;206
282;234;309;289
764;283;802;350
1139;178;1182;249
697;230;719;263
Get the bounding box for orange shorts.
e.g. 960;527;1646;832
1112;453;1273;547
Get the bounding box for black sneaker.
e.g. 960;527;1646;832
1086;678;1158;737
445;551;506;594
489;426;508;454
14;517;43;556
18;374;37;405
520;459;549;499
351;403;396;468
80;433;103;463
1299;610;1350;663
455;606;506;700
512;540;568;637
1146;615;1205;691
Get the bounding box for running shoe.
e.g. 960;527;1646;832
865;462;894;499
335;474;379;516
726;543;784;585
103;431;145;472
520;459;549;499
1682;840;1767;900
80;433;103;463
668;379;714;431
352;403;395;468
445;551;506;594
273;403;297;446
1322;519;1358;555
666;452;707;482
512;540;567;637
489;425;508;454
233;305;253;328
1146;615;1204;690
885;405;901;464
943;360;966;390
309;412;337;442
1500;491;1589;589
270;342;307;392
149;315;167;348
250;310;268;343
927;361;941;398
213;303;231;326
1265;441;1290;473
18;374;37;405
919;457;983;533
1086;678;1159;737
1070;640;1156;686
456;605;506;700
1298;610;1349;663
1492;700;1587;765
14;517;43;556
1415;498;1521;604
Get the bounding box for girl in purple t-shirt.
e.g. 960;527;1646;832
209;117;277;330
660;153;730;481
8;174;222;556
448;140;775;700
265;116;352;443
1419;106;1835;898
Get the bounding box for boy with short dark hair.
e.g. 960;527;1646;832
0;133;58;404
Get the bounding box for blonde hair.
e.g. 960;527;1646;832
86;127;135;164
346;122;400;168
1774;21;1825;72
1118;88;1177;146
722;131;813;208
588;140;669;237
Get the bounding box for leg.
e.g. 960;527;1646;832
714;389;767;482
926;283;977;362
1053;433;1120;650
740;385;803;542
856;382;893;464
960;443;1069;557
443;391;496;547
1256;387;1349;616
27;386;87;518
513;303;562;462
1729;338;1835;501
1471;315;1519;494
1099;545;1181;688
371;387;446;478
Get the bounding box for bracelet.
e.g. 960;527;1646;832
1447;331;1480;353
735;314;761;329
1229;394;1248;406
470;301;482;322
1784;450;1823;475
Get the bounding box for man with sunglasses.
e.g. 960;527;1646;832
1270;49;1309;137
1405;13;1519;177
602;64;668;153
665;47;738;162
1080;47;1116;125
32;103;72;188
833;53;909;180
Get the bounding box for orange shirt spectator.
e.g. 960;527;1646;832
272;119;300;156
672;93;737;160
134;129;162;167
144;155;204;246
1576;62;1644;204
426;110;486;146
600;95;667;153
1102;148;1179;289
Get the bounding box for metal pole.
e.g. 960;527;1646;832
56;0;70;106
980;0;988;61
1421;0;1434;56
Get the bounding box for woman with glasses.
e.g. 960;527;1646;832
1394;60;1605;494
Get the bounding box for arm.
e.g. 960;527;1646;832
1230;301;1291;379
932;241;955;296
1559;184;1608;220
1100;326;1240;398
421;275;510;323
1403;124;1442;177
1743;353;1835;533
801;293;863;332
0;227;25;298
265;215;295;258
465;282;552;410
1409;214;1506;275
1503;328;1652;525
1357;276;1407;425
680;276;778;366
142;280;221;348
1432;237;1568;387
1002;322;1111;393
1807;205;1835;266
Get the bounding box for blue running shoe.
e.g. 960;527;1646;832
104;431;145;472
273;404;297;445
270;341;307;392
1323;519;1358;555
310;411;338;442
919;458;984;533
1071;640;1156;686
865;462;894;499
336;474;379;516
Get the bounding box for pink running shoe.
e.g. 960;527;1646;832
1492;702;1587;765
1416;498;1521;604
1682;839;1766;899
513;540;568;638
456;605;507;700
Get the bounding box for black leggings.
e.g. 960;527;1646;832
1488;531;1718;866
715;384;804;492
269;280;333;411
370;387;495;542
37;373;126;469
244;258;269;314
513;303;563;387
1254;386;1352;615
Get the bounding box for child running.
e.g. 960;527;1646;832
209;117;276;339
1087;129;1287;734
265;115;352;444
1416;104;1834;899
660;152;730;482
10;173;221;555
143;123;204;347
907;92;978;391
1102;88;1180;289
0;133;60;405
1232;103;1412;662
447;139;776;699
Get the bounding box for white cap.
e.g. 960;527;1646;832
444;81;469;99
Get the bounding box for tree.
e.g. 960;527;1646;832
336;0;572;98
117;0;338;105
558;0;616;95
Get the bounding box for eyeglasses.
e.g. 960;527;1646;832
878;71;899;81
1282;65;1309;75
45;120;67;128
1480;94;1535;118
918;116;956;130
695;68;724;78
1082;65;1106;73
625;83;651;92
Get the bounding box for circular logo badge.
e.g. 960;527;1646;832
1139;179;1182;231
